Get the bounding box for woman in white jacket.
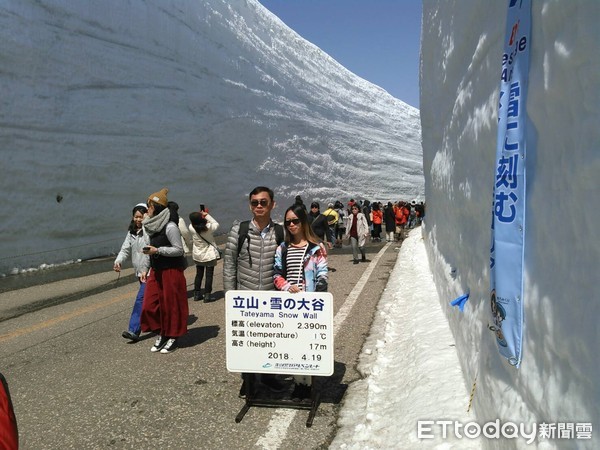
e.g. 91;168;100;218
345;203;370;264
188;211;220;302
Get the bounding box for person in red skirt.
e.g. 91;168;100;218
141;188;188;354
0;372;18;450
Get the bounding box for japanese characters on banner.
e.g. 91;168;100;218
490;0;531;368
225;290;334;376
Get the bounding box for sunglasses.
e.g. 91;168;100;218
250;199;270;207
284;218;301;226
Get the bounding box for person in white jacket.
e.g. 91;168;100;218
188;211;220;302
345;203;370;264
114;203;150;341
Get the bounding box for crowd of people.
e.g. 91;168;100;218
0;187;427;444
111;186;424;400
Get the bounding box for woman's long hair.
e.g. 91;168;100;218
128;205;148;235
284;204;320;245
189;212;208;234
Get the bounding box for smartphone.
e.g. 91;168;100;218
200;204;205;212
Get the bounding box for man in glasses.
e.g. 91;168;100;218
223;186;285;395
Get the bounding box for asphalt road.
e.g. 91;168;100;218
0;239;403;450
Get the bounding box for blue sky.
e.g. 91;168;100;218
257;0;422;108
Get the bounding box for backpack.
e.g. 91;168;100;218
237;220;284;257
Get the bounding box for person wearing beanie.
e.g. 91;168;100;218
114;203;150;342
147;188;169;207
140;188;188;354
188;208;220;302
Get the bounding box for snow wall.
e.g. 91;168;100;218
420;1;599;448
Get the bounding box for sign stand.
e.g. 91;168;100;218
226;290;335;428
235;374;322;427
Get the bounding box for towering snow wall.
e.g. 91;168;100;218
420;0;599;447
0;0;422;274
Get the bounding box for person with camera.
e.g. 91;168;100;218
188;206;220;303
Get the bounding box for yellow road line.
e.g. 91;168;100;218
0;290;135;343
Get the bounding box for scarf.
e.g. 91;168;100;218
142;208;170;235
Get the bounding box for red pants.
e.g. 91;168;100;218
0;373;18;450
141;267;188;337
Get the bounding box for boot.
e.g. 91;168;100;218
203;292;213;303
193;290;203;301
361;250;367;262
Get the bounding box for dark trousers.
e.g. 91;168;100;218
194;264;214;294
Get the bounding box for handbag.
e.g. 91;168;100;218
199;234;222;260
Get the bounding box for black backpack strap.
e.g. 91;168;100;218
237;220;251;257
274;223;284;245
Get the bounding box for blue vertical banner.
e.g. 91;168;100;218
490;0;531;368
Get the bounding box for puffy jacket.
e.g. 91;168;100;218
114;230;150;277
273;242;328;292
394;206;409;225
223;219;280;291
188;214;220;263
372;209;383;225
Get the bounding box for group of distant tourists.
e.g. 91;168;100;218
111;186;423;401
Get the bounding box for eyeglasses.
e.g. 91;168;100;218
250;199;270;207
284;218;301;226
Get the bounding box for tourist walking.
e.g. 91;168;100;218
141;188;188;354
113;203;150;342
346;203;370;263
384;202;396;242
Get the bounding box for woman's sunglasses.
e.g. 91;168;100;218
250;199;270;207
284;218;301;226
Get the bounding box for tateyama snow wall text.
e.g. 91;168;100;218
420;0;599;447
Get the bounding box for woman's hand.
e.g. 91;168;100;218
143;245;158;255
288;285;303;293
113;262;121;272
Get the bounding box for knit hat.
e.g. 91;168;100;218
147;188;169;207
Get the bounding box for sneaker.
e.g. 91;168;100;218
261;375;286;392
159;338;177;354
150;335;167;352
122;330;140;342
193;291;203;301
203;293;213;303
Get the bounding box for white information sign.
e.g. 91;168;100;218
225;290;334;376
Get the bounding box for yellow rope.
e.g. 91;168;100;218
467;376;477;413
